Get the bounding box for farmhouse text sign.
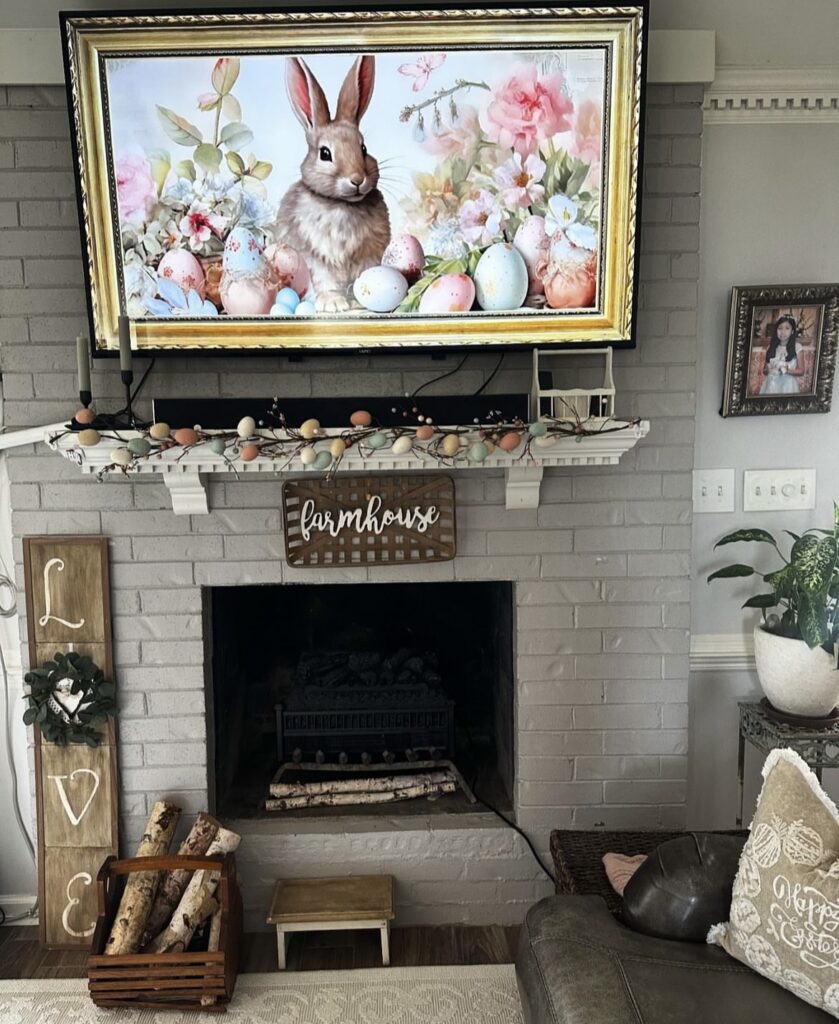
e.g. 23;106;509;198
283;475;456;567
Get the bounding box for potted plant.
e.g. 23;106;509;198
708;502;839;718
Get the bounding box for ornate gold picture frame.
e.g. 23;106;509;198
62;4;647;354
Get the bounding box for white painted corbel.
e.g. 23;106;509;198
505;465;543;510
163;470;208;516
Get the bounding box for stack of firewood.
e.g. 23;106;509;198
104;800;241;957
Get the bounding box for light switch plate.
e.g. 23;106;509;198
743;469;816;512
693;469;735;513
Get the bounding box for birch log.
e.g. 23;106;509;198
141;812;220;947
269;771;454;798
104;801;181;955
144;826;241;954
199;907;225;1008
266;779;457;810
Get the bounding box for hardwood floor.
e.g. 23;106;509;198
0;924;520;979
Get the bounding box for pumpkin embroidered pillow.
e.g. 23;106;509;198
709;748;839;1016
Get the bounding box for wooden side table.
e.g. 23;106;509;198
737;700;839;825
266;875;394;969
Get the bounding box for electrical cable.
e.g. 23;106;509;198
410;353;469;398
473;353;505;396
0;547;39;923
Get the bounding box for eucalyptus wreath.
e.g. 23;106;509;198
23;651;118;746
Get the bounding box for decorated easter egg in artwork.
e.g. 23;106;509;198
543;233;598;310
353;266;409;313
110;447;133;467
237;416;256;439
382;234;425;284
513;216;549;296
149;422;170;440
295;300;316;316
391;435;413;455
220;275;277;315
473;243;529;311
158;249;206;298
418;273;475;314
77;429;101;447
264;242;310;298
174;427;199;446
276;287;300;312
127;437;151;456
350;410;372;427
223;226;265;274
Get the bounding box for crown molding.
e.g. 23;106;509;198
704;66;839;124
690;633;755;673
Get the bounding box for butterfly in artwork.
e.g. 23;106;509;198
398;53;446;92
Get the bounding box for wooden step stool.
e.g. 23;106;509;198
266;874;395;969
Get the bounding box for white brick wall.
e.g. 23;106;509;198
0;82;702;927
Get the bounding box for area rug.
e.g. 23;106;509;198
0;965;524;1023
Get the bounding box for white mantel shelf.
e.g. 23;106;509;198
46;419;650;515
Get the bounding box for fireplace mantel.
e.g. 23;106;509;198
46;419;650;514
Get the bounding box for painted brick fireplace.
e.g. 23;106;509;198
4;81;700;928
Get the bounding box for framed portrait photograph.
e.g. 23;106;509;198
61;3;648;355
721;284;839;417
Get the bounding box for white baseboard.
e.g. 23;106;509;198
690;633;755;673
0;895;38;925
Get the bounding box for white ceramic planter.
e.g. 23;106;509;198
753;625;839;717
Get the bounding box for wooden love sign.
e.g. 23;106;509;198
23;537;119;949
283;475;456;567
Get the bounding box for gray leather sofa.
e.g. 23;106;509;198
516;894;832;1022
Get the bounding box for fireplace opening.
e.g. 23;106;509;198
206;581;515;820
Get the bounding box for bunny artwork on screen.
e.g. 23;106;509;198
107;45;606;321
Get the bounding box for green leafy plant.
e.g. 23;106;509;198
708;502;839;656
23;651;118;747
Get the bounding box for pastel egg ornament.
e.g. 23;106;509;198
299;418;321;440
75;407;95;425
418;273;475;315
210;437;227;456
367;432;389;450
149;422;171;440
240;443;259;462
382;234;425;284
330;438;347;459
350;410;373;428
110;447;133;468
441;433;461;458
391;435;413;456
174;427;199;446
498;431;523;452
157;248;206;298
127;437;151;457
313;450;333;471
527;421;548;438
416;424;434;442
299;446;317;467
468;441;489;463
473;243;529;312
77;428;101;447
237;415;256;439
353;266;409;313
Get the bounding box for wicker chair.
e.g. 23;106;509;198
550;828;748;916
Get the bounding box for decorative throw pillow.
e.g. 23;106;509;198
708;748;839;1017
602;852;647;895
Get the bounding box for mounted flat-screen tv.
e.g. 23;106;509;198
61;3;648;356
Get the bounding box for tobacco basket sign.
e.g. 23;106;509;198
283;475;456;567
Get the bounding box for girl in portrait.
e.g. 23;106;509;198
760;314;803;395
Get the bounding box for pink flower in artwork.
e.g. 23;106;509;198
422;104;480;158
570;99;602;166
115;150;156;225
178;201;224;252
458;189;506;247
481;64;574;156
493;152;546;209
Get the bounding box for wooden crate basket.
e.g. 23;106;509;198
88;853;242;1012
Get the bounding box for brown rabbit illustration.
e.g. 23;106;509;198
276;55;391;312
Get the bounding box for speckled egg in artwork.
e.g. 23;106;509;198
473;243;529;312
223;227;265;275
418;273;475;315
157;249;206;298
221;276;277;316
264;242;310;298
353;266;409;313
382;234;425;284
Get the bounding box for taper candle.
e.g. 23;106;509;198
76;334;91;394
118;315;132;374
